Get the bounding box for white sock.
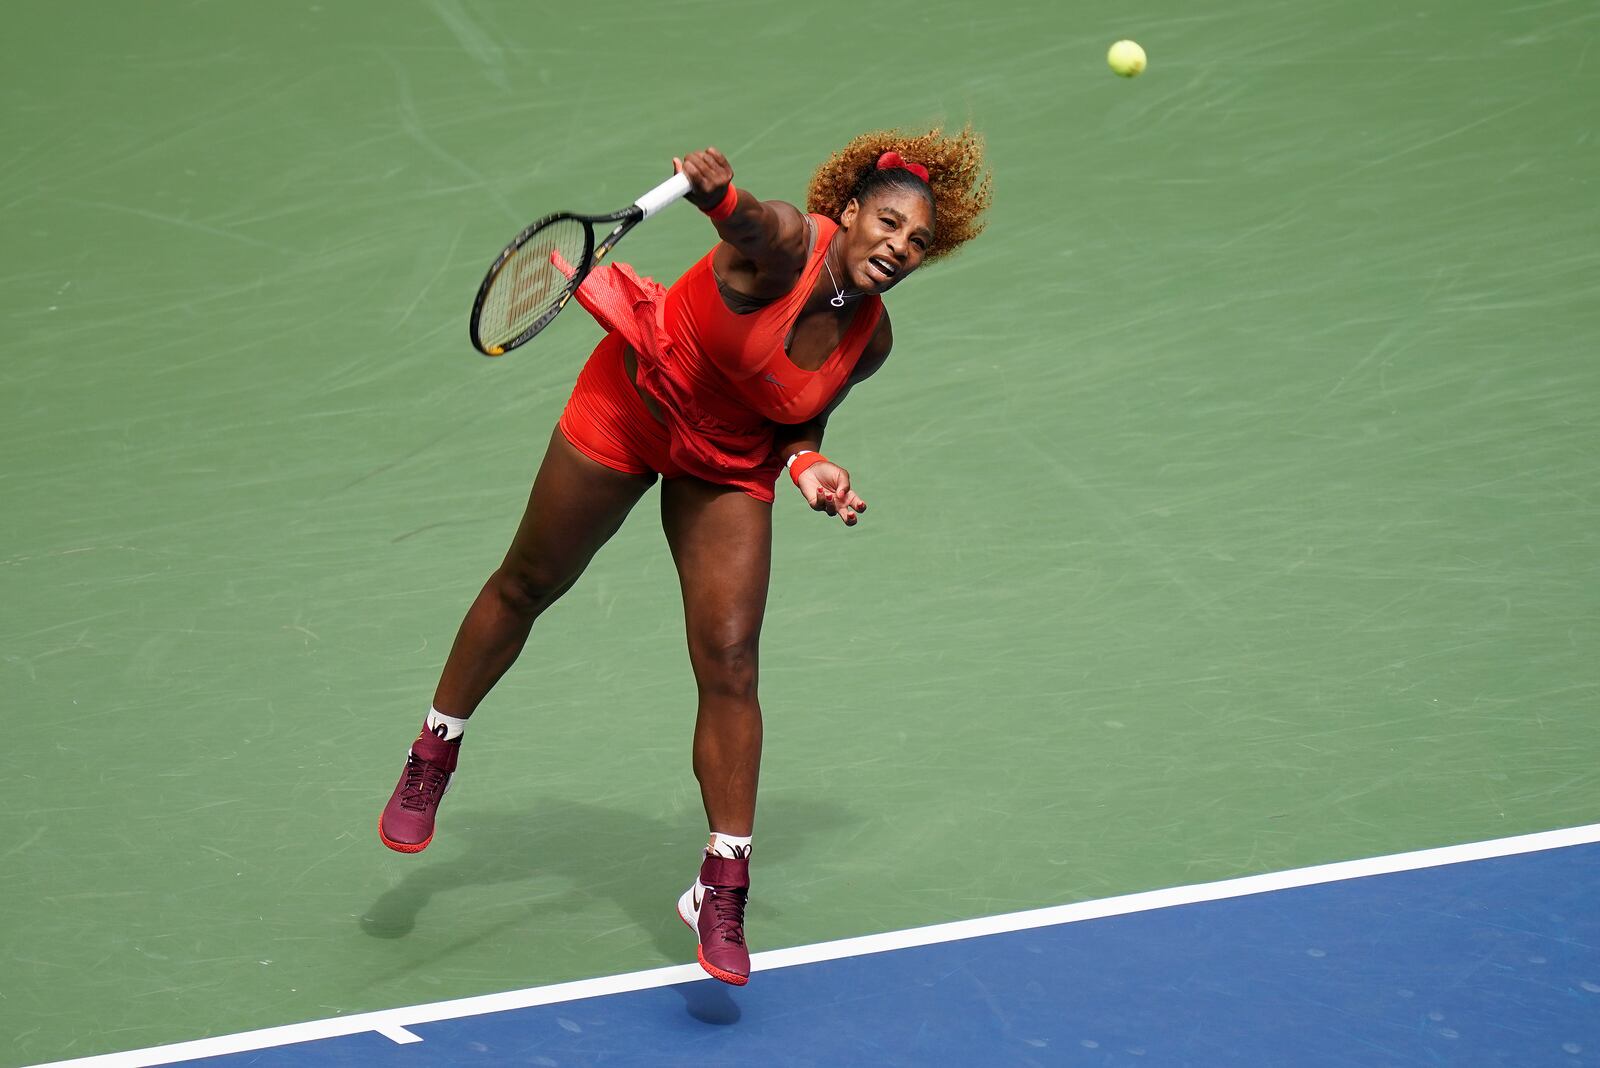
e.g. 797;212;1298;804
706;832;753;860
424;707;469;741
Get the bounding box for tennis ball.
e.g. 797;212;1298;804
1107;39;1147;78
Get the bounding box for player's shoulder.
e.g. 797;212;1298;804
767;198;807;224
764;199;810;248
721;198;809;272
868;305;893;357
849;307;892;385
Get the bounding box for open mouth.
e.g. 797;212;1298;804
864;256;899;286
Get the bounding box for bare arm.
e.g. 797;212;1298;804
677;147;810;298
774;314;894;526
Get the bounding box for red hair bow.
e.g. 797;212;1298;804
876;150;929;183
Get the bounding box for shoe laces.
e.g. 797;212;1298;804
399;754;449;812
705;886;747;946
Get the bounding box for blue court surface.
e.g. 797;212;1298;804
44;827;1600;1068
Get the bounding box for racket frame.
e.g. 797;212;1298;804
468;172;691;356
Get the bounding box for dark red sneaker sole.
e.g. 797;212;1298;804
378;816;433;854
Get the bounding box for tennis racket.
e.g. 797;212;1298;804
468;171;692;356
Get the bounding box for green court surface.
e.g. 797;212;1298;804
3;1;1597;1063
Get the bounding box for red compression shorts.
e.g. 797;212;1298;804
559;333;778;502
558;333;685;482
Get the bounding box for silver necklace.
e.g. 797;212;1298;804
823;252;853;308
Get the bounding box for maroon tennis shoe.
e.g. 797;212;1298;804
378;724;460;853
677;853;751;985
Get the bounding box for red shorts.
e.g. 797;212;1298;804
558;333;683;482
559;333;778;503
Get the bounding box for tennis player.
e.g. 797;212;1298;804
380;128;990;985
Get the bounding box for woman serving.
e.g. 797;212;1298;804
380;128;991;985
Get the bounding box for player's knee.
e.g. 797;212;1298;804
691;630;760;700
490;563;570;619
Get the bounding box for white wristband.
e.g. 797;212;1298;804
785;449;815;470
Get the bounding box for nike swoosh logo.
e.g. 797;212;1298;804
763;372;785;388
692;888;704;911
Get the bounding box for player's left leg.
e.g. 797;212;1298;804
659;476;772;985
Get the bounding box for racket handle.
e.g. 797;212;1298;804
634;171;692;220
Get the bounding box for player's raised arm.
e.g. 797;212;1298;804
675;147;809;276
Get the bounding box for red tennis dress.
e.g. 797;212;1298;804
557;215;883;502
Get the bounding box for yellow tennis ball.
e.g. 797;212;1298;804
1108;39;1147;78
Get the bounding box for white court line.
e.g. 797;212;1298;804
372;1025;422;1045
27;822;1600;1068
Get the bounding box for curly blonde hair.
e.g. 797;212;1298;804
805;125;992;261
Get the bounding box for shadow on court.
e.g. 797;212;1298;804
358;794;850;1025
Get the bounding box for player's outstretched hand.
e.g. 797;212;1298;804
796;461;867;527
673;148;733;212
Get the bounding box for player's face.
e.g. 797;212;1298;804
839;188;935;294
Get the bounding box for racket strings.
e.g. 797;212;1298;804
478;217;590;351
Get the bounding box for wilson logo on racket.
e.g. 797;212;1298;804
503;258;556;328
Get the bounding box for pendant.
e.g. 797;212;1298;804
830;294;845;308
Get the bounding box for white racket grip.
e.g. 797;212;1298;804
633;171;692;220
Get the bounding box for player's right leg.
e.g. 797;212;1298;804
379;424;655;853
660;475;773;985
